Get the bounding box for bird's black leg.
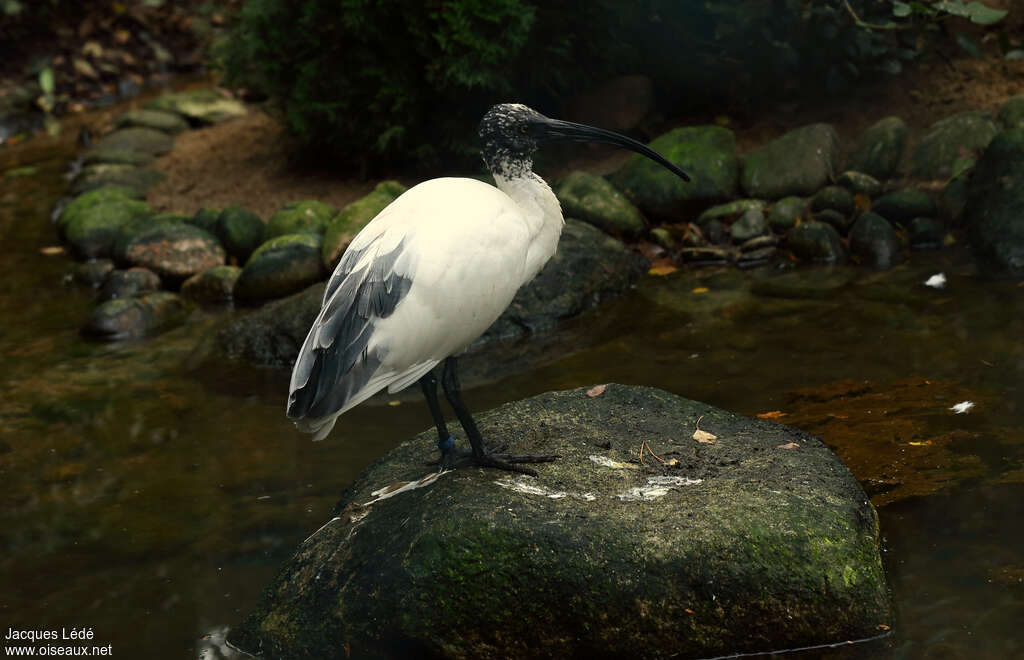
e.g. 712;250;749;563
441;356;558;476
418;371;457;471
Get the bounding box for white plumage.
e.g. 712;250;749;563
286;103;688;473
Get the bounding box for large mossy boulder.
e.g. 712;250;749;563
741;124;842;199
62;198;155;259
911;111;998;180
322;181;406;269
235;233;326;303
554;170;646;238
266;200;338;240
848;116;907;180
610;125;738;220
963;128;1024;278
57;186;143;234
229;385;891;660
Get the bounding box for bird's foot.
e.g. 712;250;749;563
430;440;558;476
471;452;560;477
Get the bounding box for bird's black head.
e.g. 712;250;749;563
478;103;548;179
478;103;690;182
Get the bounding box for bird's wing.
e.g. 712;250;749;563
286;177;533;439
287;201;420;425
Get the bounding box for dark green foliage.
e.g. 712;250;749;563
219;0;1008;172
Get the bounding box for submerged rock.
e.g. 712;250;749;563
741;123;841;199
611;125;738;219
97;267;162;302
963;128;1024;278
554;170;646;238
81;291;189;341
234;233;325;303
695;199;767;226
911;111;998;180
848;212;904;269
229;385;891;660
265;200;338;240
787;220;846;264
322;181;406;269
848;116;907;180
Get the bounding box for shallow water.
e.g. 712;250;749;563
0;130;1021;660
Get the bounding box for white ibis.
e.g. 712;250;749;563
287;103;689;475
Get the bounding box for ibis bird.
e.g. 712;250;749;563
286;103;689;474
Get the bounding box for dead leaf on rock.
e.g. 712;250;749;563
692;415;717;444
649;265;677;276
586;384;608;398
776;442;800;450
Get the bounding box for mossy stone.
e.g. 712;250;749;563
64;199;155;259
848;116;907;180
81;148;156;167
911;111;998;180
610;125;738;219
741;123;841;199
111;213;187;263
786;220;846;264
189;207;222;234
81;291;189;341
113;109;189;135
120;222;225;280
145;89;247;124
810;185;855;216
872;189;936;226
266;200;338;240
69;164;166;198
696;199;767;226
997;94;1024;130
57;186;143;235
181;265;242;304
767;196;806;232
91;126;174;156
97;267;162;302
554;170;646;238
217;205;265;262
235;233;325;303
836;171;882;198
229;385;891;660
963;128;1024;278
322;182;406;269
848;212;904;269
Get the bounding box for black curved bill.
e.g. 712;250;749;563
536;118;690;182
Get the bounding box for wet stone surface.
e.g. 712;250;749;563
229;385;891;660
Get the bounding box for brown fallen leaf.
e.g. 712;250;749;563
586;384;608;398
691;286;709;294
39;246;65;256
692;415;717;444
853;193;871;213
757;410;787;420
648;265;677;276
776;442;800;450
876;624;891;631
